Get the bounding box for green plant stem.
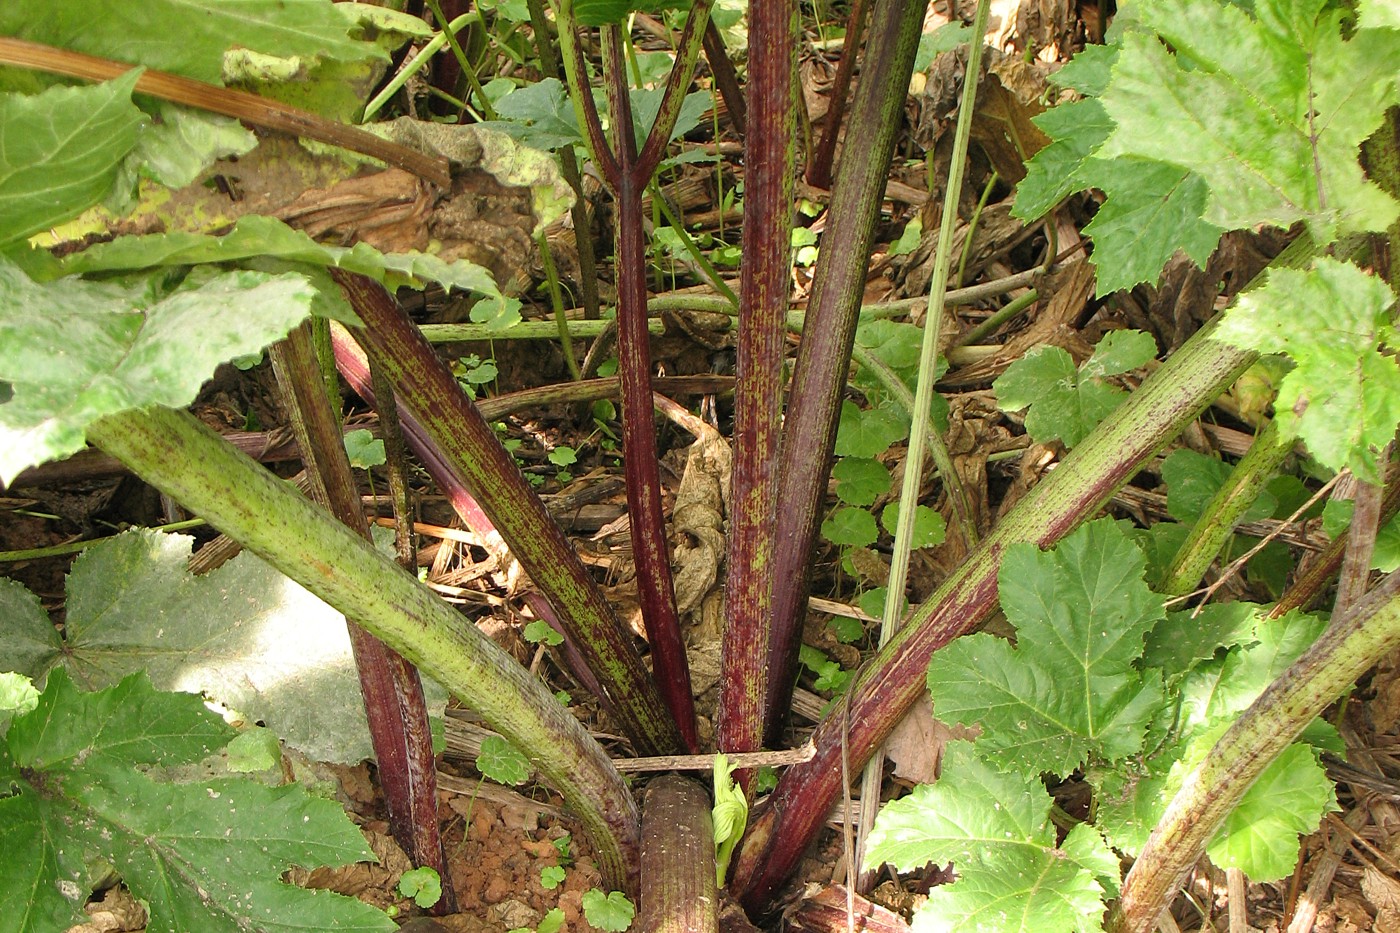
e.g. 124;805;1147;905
269;324;456;912
361;11;481;122
524;0;602;322
649;180;740;307
734;234;1339;909
84;405;641;893
714;0;798;761
420;320;663;342
955;171;999;288
332;271;685;755
854;0;990;888
537;230;582;380
1108;571;1400;933
955;287;1039;346
0;518;206;561
1159;418;1292;598
762;0;928;745
638;775;719;932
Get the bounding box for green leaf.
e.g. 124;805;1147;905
1081;161;1224;296
116;102;257;201
477;734;531;785
57;213;501;299
224;727;282;773
398;867;443;909
0;669;391;932
821;506;879;547
0;260;319;485
913;22;975;73
1099;0;1400;238
343;428;386;469
537;907;566;933
1214;258;1400;483
548;446;578;467
0;672;38;735
540;865;566;890
489;79;585;152
994;332;1153;448
928;519;1166;774
0;529;445;763
712;753;749;886
1161;449;1276;524
523;620;564;646
867;742;1119;933
833;457;891;507
834;400;909;458
1140;602;1261;683
0;0;382;87
1082;328;1159;379
0;71;146;248
829;616;865;644
1206;742;1336;881
881;503;947;550
1013;44;1117;219
581;890;635;932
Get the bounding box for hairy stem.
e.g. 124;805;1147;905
85;406;641;891
764;0;927;745
715;0;797;759
1108;572;1400;933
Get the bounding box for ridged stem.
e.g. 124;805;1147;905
1108;573;1400;933
714;0;797;759
85;406;641;891
333;270;684;755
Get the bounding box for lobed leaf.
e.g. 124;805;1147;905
867;742;1118;933
1099;0;1400;239
0;529;446;763
1214;257;1400;483
0;260;318;484
0;669;391;932
993;331;1154;448
928;519;1166;774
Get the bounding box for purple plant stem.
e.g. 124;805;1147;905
715;0;796;759
269;325;455;911
804;0;870;190
331;271;684;755
330;330;612;707
735;321;1256;911
763;0;926;745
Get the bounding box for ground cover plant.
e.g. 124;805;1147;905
2;0;1400;931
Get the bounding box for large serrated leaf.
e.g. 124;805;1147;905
1099;0;1400;238
0;0;381;87
1214;257;1400;483
867;742;1119;933
0;528;444;763
0;259;318;484
0;669;393;933
928;519;1166;774
0;71;147;248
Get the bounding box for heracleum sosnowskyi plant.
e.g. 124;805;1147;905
5;0;1400;930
